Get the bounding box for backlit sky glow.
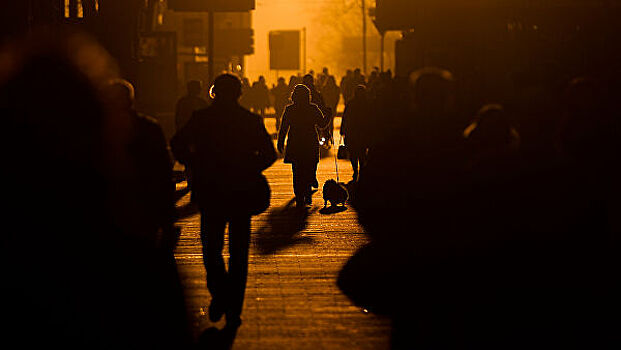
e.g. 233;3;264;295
246;0;398;83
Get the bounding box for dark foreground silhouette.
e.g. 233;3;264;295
339;68;621;349
255;198;317;255
2;32;192;349
171;74;277;332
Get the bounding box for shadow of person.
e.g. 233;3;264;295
319;205;347;215
175;184;191;202
197;325;239;350
337;243;395;316
255;198;317;255
176;200;200;219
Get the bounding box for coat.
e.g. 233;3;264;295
277;103;328;164
341;97;371;152
171;102;277;213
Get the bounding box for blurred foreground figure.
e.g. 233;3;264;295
1;33;191;349
175;80;208;132
102;79;178;248
171;74;277;330
342;67;620;349
277;84;329;207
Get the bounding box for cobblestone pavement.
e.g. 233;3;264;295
173;118;392;349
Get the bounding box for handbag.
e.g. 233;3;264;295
246;174;271;215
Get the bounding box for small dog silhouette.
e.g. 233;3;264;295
322;179;349;207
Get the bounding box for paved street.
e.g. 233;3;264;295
173;117;392;349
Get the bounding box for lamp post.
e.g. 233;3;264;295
362;0;366;75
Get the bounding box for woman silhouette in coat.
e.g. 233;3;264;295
277;84;329;207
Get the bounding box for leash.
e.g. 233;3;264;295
333;134;342;183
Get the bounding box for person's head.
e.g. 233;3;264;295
186;80;202;96
210;74;242;103
322;67;329;75
346;70;353;77
302;74;314;88
354;68;361;76
259;75;265;84
1;30;118;178
103;79;135;112
291;84;311;105
278;77;285;85
409;67;455;115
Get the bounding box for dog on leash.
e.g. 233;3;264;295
322;179;349;207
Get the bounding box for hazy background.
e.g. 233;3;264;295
246;0;400;84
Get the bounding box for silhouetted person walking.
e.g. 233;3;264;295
341;85;370;182
251;75;270;117
271;77;289;130
323;75;341;119
175;80;208;132
102;78;190;346
240;77;252;110
277;84;329;207
171;74;277;330
103;79;178;245
341;70;355;104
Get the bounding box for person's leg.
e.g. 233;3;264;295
292;163;305;206
200;212;228;321
350;150;359;182
226;215;252;327
307;162;318;204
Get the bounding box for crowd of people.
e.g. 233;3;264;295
3;29;620;349
232;67;378;127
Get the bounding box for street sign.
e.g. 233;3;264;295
168;0;255;12
269;30;301;71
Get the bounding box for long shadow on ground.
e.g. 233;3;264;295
255;199;317;255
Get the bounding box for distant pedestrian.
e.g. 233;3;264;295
239;77;252;110
175;80;208;132
271;77;289;130
277;84;329;207
251;75;270;117
322;75;341;118
317;67;331;91
341;70;355;104
341;85;371;182
171;74;277;330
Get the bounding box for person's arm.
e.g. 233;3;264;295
313;105;330;130
277;107;291;153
